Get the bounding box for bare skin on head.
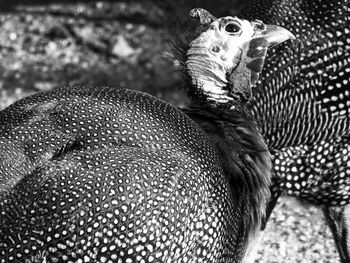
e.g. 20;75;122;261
186;8;295;107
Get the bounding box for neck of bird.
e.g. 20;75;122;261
182;104;272;243
185;57;253;108
185;45;241;107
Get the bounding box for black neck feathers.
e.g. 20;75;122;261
182;105;272;243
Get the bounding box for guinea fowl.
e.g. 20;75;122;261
238;0;350;261
0;9;294;263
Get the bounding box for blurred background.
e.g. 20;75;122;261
0;1;339;262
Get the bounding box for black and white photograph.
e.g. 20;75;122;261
0;0;349;262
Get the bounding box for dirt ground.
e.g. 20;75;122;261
0;1;340;262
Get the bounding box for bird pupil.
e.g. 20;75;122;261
225;23;239;33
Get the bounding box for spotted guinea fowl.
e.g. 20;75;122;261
0;9;294;263
238;0;350;261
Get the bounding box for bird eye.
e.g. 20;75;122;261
225;23;241;34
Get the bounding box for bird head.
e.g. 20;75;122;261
185;8;295;108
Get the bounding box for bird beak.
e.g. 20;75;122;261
243;21;295;86
228;21;295;103
260;25;295;47
251;21;295;47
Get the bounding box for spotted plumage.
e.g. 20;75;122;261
0;10;295;263
0;86;243;262
239;0;350;261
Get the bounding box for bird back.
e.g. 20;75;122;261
0;86;244;262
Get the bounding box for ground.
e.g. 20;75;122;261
0;1;340;262
257;197;338;262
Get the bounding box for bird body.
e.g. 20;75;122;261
239;0;350;261
0;86;247;262
244;0;350;150
0;9;293;262
239;0;350;206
